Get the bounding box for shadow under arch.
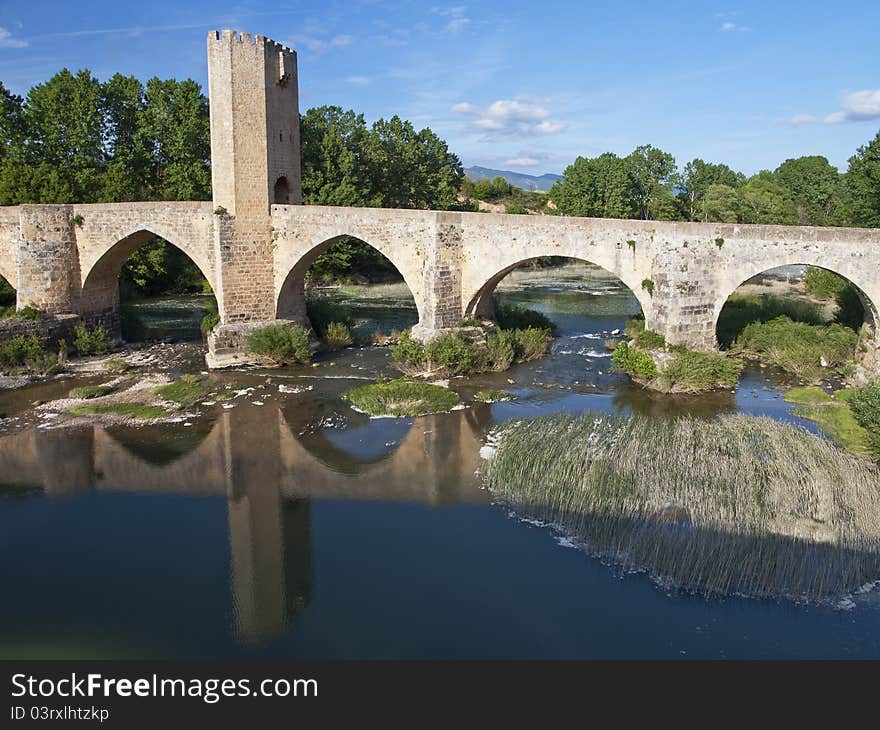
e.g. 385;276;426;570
275;234;423;327
464;255;648;321
713;263;879;350
0;270;15;309
80;228;218;335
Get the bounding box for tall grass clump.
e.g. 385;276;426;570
246;323;311;365
0;334;56;374
344;379;459;417
482;412;880;602
656;350;743;392
733;316;857;381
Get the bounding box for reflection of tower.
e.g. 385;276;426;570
223;406;311;643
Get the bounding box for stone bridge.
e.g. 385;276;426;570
0;28;878;369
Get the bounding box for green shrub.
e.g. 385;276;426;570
1;306;42;321
512;327;551;361
804;267;848;300
611;341;657;379
848;383;880;458
494;302;554;332
200;312;220;335
344;379;459;417
716;294;825;348
641;278;655;296
485;330;516;371
246;323;311;364
475;388;513;403
74;323;112;356
658;350;743;392
834;284;865;331
634;328;666;349
425;333;481;375
390;330;426;371
0;334;45;369
734;316;857;380
152;375;213;408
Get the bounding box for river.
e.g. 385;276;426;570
1;264;878;659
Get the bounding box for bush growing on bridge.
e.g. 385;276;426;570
74;323;112;356
246;323;311;365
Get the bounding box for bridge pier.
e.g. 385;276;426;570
17;205;81;315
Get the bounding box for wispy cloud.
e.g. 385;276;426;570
719;21;750;32
292;33;352;53
0;26;29;48
433;6;471;33
790;114;817;125
451;98;567;139
345;75;370;85
824;89;880;124
505;156;541;167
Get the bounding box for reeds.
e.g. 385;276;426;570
482;413;880;602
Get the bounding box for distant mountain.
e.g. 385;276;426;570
464;166;562;192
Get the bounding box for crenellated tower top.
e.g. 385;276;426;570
207;29;302;216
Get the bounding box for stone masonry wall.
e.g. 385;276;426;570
17;205;80;314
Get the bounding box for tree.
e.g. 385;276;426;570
140;78;210;200
550;153;637;219
738;171;798;224
678;159;745;221
700;183;741;223
300;105;369;206
774;156;843;226
626;144;677;220
100;74;150;201
845;129;880;228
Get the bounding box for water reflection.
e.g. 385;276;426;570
0;404;487;644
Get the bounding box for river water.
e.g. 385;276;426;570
1;264;878;659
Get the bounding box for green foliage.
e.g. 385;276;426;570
624;315;646;339
734;316;858;380
425;333;480;375
344;379;459;417
634;328;666;349
0;334;44;368
73;323;112;356
0;305;42;321
474;388;513;403
774;156;844;226
69;402;168;419
848;383;880;458
69;384;113;399
152;374;212;408
700;183;741;223
104;357;128;373
120;237;211;297
716;294;825;349
246;323;311;364
845;130;880;228
657;350;743;391
611;341;657;379
678;159;745;220
305;293;354;335
834;284;865;331
641;278;654;296
511;327;551;362
494;302;554;331
783;386;833;405
390;330;426;371
322;321;354;351
804;267;847;300
200;312;219;335
0;275;14;307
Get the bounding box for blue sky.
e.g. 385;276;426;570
0;1;878;176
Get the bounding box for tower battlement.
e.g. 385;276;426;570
207;29;301;215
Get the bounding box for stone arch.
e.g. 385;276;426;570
712;261;879;347
80;228;219;334
275;234;424;326
464;255;650;321
273;176;291;204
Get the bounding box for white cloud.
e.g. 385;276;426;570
790;114;817;125
433;6;471;33
505;157;541;167
294;33;352;53
345;76;370;85
0;27;28;48
719;21;749;32
452;98;567;139
824;89;880;124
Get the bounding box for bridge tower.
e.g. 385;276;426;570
205;30;303;364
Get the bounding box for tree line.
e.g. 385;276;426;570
548;140;880;228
